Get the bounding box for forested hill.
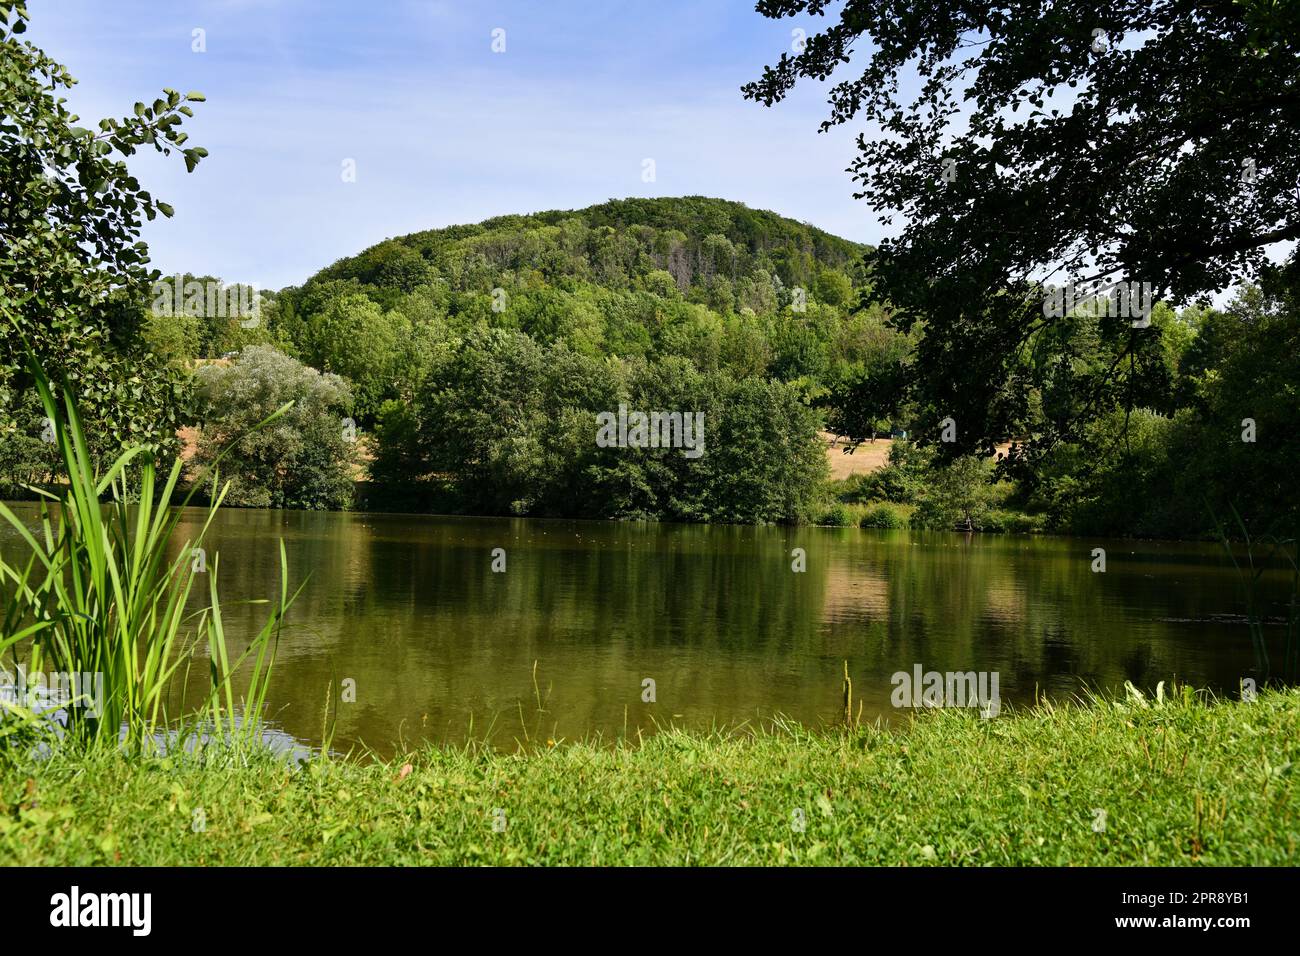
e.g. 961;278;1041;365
185;195;886;521
46;196;893;521
306;196;869;303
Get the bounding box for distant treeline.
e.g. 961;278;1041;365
141;198;881;522
3;196;1296;538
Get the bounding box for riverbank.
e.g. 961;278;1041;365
2;688;1296;865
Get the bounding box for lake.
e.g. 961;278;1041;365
2;504;1291;756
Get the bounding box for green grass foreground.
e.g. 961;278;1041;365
2;688;1297;866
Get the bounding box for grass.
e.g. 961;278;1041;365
2;687;1296;866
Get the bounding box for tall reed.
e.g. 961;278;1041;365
0;356;302;753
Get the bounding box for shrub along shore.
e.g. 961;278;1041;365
2;688;1296;866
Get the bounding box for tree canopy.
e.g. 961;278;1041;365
193;347;358;510
0;0;206;459
745;0;1300;463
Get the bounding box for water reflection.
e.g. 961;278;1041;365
1;504;1291;757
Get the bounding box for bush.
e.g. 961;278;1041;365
835;471;881;504
872;441;934;503
980;509;1044;534
0;391;61;496
860;503;908;529
816;503;855;526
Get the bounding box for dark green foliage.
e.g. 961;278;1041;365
1027;278;1300;538
743;2;1300;539
688;373;828;524
815;502;854;527
314;197;863;299
143;273;279;362
979;509;1046;535
865;441;935;505
747;0;1300;462
368;328;827;523
0;391;58;497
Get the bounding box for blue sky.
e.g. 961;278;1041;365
30;0;882;290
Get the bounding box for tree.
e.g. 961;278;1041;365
145;273;275;361
1038;284;1300;537
914;456;996;530
0;1;207;462
814;268;853;308
292;283;408;422
370;327;827;523
141;309;202;367
691;372;828;523
746;0;1300;463
0;389;59;495
371;327;617;515
193;347;357;510
738;268;779;314
822;357;909;444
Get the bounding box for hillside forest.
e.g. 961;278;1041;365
3;196;1296;539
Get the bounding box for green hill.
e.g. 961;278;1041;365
308;196;868;302
124;197;899;523
232;197;889;520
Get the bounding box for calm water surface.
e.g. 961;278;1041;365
3;504;1290;756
